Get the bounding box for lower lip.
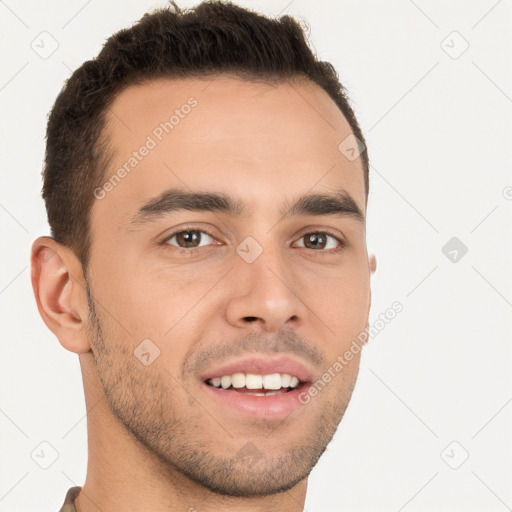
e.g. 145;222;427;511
202;383;311;419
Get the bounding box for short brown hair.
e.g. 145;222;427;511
42;0;369;270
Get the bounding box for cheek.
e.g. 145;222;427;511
115;261;222;340
314;264;370;344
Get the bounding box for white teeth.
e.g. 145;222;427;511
231;373;245;388
263;373;282;390
245;374;263;389
221;375;232;389
281;373;291;388
208;372;301;390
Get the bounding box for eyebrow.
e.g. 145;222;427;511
128;187;365;227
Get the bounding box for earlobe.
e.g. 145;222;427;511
31;236;91;354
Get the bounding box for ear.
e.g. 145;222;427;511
31;236;91;354
369;253;377;275
364;253;377;334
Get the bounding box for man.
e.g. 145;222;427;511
31;1;377;510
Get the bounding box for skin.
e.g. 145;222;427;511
31;75;377;511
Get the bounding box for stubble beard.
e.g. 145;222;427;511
84;280;356;497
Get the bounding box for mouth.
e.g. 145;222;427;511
200;356;313;419
205;372;303;396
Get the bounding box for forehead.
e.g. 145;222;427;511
93;75;365;230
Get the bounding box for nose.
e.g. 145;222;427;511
224;245;307;333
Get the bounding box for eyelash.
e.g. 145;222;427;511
160;227;346;255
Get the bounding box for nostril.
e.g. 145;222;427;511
244;316;258;322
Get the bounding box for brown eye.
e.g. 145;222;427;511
295;232;342;251
165;229;214;249
304;233;326;249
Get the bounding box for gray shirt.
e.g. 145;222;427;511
58;486;80;512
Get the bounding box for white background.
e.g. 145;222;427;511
1;1;511;510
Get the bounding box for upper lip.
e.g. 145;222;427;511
200;354;314;383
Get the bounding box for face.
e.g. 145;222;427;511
85;75;371;496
